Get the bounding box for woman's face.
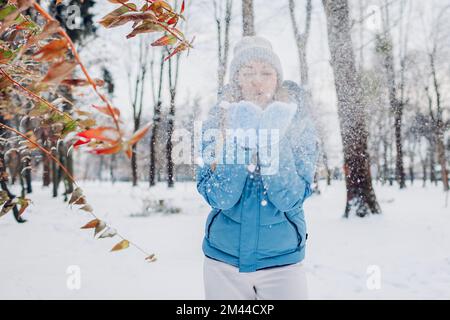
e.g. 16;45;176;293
237;60;278;108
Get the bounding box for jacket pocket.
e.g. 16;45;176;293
257;208;307;259
257;219;299;259
206;210;240;257
205;209;221;238
284;212;302;247
284;210;307;248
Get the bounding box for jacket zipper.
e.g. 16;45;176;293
207;209;221;239
284;212;302;246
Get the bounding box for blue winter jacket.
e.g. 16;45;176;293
196;84;319;273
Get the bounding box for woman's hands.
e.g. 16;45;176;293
226;101;262;131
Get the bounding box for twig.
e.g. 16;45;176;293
0;67;75;123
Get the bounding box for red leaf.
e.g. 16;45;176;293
180;0;185;15
90;143;123;155
167;16;178;25
73;138;90;148
77;127;118;143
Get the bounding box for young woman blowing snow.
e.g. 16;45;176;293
196;36;319;300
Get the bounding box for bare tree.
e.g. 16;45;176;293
426;53;449;191
166;50;181;188
323;0;381;217
422;4;450;191
127;37;150;186
375;0;408;189
149;51;165;187
213;0;233;95
289;0;332;190
288;0;312;87
242;0;255;36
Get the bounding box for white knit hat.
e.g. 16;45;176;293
229;36;283;88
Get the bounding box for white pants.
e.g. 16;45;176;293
203;256;308;300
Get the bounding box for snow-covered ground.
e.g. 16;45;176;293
1;180;449;299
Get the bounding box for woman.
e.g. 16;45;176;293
196;36;318;300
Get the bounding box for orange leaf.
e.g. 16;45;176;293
61;78;104;87
164;42;189;61
92;105;121;119
81;219;100;229
125;145;132;159
42;61;77;86
111;239;130;252
149;1;173;14
73;196;87;205
33;38;68;62
100;12;156;29
151;34;177;47
17;198;31;217
126;21;164;38
99;3;138;28
129;122;151;146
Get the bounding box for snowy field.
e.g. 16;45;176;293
1;180;449;300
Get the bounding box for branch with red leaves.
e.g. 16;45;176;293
0;0;192;261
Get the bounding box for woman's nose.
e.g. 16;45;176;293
252;78;262;87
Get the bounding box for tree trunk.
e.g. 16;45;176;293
110;154;116;184
42;150;51;187
429;52;449;191
65;146;74;195
375;34;406;188
149;103;161;187
429;145;436;185
323;0;381;217
242;0;255;36
0;151;26;223
0;116;26;223
98;156;104;181
131;146;138;186
131;118;140;187
422;158;427;187
166;48;180;188
167;92;175;188
149;53;165;187
436;136;449;191
52;147;59;198
288;0;312;87
215;0;233;95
